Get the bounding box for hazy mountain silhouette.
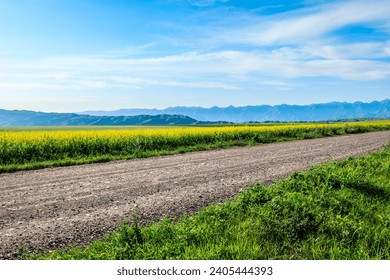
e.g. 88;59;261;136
82;100;390;122
0;110;200;126
1;100;389;126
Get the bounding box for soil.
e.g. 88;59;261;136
0;131;389;259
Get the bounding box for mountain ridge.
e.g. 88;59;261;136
81;99;390;122
1;99;389;126
0;110;202;126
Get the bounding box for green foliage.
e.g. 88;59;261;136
27;144;390;260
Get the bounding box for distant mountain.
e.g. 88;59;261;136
82;100;390;122
1;99;389;126
0;110;200;126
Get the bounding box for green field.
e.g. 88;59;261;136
26;144;390;260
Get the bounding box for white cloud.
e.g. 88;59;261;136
186;0;228;7
213;0;390;46
258;80;296;91
108;76;238;90
1;45;389;93
0;1;389;93
302;42;390;60
104;43;158;58
0;82;67;90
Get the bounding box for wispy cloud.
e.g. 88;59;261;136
104;43;158;58
0;0;389;95
212;0;390;46
1;45;389;92
302;42;390;59
186;0;228;7
0;82;67;90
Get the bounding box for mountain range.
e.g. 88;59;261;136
82;100;390;123
0;100;389;126
0;110;200;126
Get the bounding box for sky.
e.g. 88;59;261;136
0;0;389;112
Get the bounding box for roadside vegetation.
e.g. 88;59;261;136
1;121;390;173
27;143;390;260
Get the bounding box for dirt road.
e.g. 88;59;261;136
1;131;389;259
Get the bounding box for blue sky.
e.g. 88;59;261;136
0;0;389;112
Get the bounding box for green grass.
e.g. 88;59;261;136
26;144;390;260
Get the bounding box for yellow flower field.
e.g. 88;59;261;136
0;121;389;172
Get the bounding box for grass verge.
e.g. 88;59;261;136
26;143;390;260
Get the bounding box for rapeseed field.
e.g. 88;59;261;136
1;121;389;172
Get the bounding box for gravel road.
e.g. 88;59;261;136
1;131;389;259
